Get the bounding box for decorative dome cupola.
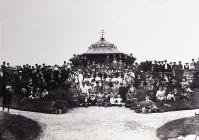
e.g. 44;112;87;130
70;29;136;65
86;30;120;54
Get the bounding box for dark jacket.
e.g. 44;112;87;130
2;89;13;106
163;64;172;72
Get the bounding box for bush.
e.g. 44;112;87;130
46;88;75;108
0;87;74;114
0;112;42;140
10;96;70;114
157;116;199;140
11;97;54;114
52;100;70;114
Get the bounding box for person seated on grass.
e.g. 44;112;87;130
125;85;137;108
96;92;103;106
41;89;48;98
130;87;138;107
102;93;110;107
52;101;62;114
180;92;189;102
20;88;29;102
166;91;176;102
180;85;194;102
34;87;41;99
88;94;97;106
28;87;35;100
125;91;132;107
147;84;157;102
156;86;166;103
79;92;89;107
110;92;117;106
173;88;180;99
115;95;123;107
21;88;28;98
72;92;79;107
136;96;159;113
118;82;127;101
136;82;148;101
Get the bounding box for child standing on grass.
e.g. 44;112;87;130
2;86;13;113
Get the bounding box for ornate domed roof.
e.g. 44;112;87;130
85;37;120;54
71;30;136;64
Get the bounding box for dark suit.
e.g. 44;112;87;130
177;64;183;70
158;64;164;72
163;64;172;72
184;65;189;70
152;64;159;72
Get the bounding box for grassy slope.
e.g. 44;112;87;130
0;112;42;140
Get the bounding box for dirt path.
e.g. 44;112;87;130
2;107;197;140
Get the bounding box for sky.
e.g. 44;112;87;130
0;0;199;66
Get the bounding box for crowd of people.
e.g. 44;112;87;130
0;57;199;113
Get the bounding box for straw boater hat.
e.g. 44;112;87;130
6;85;12;89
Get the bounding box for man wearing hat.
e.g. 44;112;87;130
184;63;189;70
172;62;177;71
177;61;183;70
163;60;172;73
196;59;199;70
1;61;6;70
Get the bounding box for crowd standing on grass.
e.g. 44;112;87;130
0;57;199;113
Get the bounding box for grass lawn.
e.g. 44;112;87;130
157;116;199;140
0;112;42;140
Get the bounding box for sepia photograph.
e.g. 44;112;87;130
0;0;199;140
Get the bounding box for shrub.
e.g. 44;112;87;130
157;117;199;140
0;112;42;140
0;86;74;114
10;96;70;114
52;100;70;114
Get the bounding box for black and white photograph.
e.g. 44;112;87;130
0;0;199;140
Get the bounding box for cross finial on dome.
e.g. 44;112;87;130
99;29;105;39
